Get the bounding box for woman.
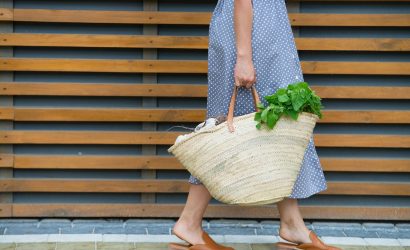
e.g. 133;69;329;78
169;0;340;249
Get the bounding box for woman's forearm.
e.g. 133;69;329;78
233;0;253;60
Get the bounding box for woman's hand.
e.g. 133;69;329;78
234;55;257;89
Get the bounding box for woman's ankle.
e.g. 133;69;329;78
174;216;202;231
279;219;311;244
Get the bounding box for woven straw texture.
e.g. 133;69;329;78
168;111;319;206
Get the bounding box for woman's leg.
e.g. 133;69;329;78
172;183;212;244
277;197;312;244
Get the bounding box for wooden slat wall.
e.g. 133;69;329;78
0;0;409;220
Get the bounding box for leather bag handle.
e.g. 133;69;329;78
227;85;261;133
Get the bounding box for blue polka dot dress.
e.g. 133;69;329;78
188;0;328;199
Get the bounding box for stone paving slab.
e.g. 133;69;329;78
0;219;409;249
1;219;408;239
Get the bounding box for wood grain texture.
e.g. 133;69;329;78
0;83;409;99
0;154;410;173
0;154;409;172
0;131;409;148
1;107;409;124
1;34;409;51
0;58;409;75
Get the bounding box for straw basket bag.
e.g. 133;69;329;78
168;85;319;206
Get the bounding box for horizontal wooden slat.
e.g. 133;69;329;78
301;61;409;75
0;204;12;218
291;13;410;27
1;9;408;27
0;154;183;170
0;58;207;73
315;134;410;148
296;37;410;52
1;179;408;196
0;9;210;24
0;8;13;21
319;110;410;124
0;179;186;193
0;154;14;168
0;107;13;120
1;34;409;52
1;83;409;99
0;108;206;123
4;204;407;220
320;158;410;172
0;131;180;145
0;83;208;97
1;107;409;124
0;154;409;172
313;86;410;99
0;34;209;49
0;131;408;148
0;58;408;75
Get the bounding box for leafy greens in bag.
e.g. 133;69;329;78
254;81;324;130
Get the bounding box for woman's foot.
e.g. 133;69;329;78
279;223;312;244
172;218;206;245
278;225;342;250
171;218;234;250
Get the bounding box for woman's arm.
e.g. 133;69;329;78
233;0;256;89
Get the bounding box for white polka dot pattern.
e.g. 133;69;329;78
188;0;328;199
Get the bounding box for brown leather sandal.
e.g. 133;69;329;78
276;230;342;250
169;230;234;250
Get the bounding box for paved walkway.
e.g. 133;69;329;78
0;219;409;249
0;235;410;250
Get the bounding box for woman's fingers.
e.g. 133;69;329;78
244;73;256;88
234;76;242;87
247;71;257;88
236;78;255;89
233;59;256;88
235;76;246;87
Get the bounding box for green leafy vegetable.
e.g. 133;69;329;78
254;81;324;130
